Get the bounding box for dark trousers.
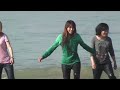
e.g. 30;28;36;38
0;63;15;79
62;62;81;79
92;63;116;79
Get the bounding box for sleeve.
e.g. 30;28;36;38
90;37;95;56
78;34;95;54
108;37;115;57
4;34;9;42
42;34;62;59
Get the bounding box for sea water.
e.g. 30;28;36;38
0;11;120;70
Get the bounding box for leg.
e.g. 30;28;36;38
103;63;116;79
61;64;71;79
4;64;15;79
0;64;3;79
92;64;103;79
72;62;81;79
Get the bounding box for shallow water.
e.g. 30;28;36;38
2;66;120;79
0;11;120;70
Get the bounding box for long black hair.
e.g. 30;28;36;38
62;20;76;47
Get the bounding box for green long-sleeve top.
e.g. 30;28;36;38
42;33;95;65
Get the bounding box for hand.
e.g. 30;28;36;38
114;62;117;70
10;57;14;65
91;57;96;69
92;63;96;69
38;57;43;62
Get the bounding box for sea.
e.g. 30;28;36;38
0;11;120;70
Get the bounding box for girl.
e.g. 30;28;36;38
38;20;95;79
90;23;117;79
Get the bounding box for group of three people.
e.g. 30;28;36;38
0;20;117;79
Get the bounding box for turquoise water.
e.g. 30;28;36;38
0;11;120;70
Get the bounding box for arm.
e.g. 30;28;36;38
38;34;62;62
5;37;14;64
109;38;117;70
90;36;96;69
79;35;96;68
111;56;117;70
90;56;96;69
79;35;95;54
42;41;60;59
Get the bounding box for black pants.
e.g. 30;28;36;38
0;63;15;79
62;62;81;79
92;63;116;79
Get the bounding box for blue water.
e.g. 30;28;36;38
0;11;120;69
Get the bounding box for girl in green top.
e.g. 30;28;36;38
38;20;95;79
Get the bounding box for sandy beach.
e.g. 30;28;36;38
2;66;120;79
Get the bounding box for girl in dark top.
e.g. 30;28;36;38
90;23;117;79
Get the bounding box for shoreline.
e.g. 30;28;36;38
2;66;120;79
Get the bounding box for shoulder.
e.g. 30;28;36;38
106;37;113;44
75;33;81;38
55;34;62;41
58;34;62;37
0;33;7;38
3;33;9;41
74;33;84;43
0;32;5;37
3;33;8;38
57;34;62;39
91;36;96;44
92;36;96;41
106;36;112;42
75;33;80;36
107;36;111;39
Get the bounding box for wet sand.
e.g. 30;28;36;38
2;66;120;79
